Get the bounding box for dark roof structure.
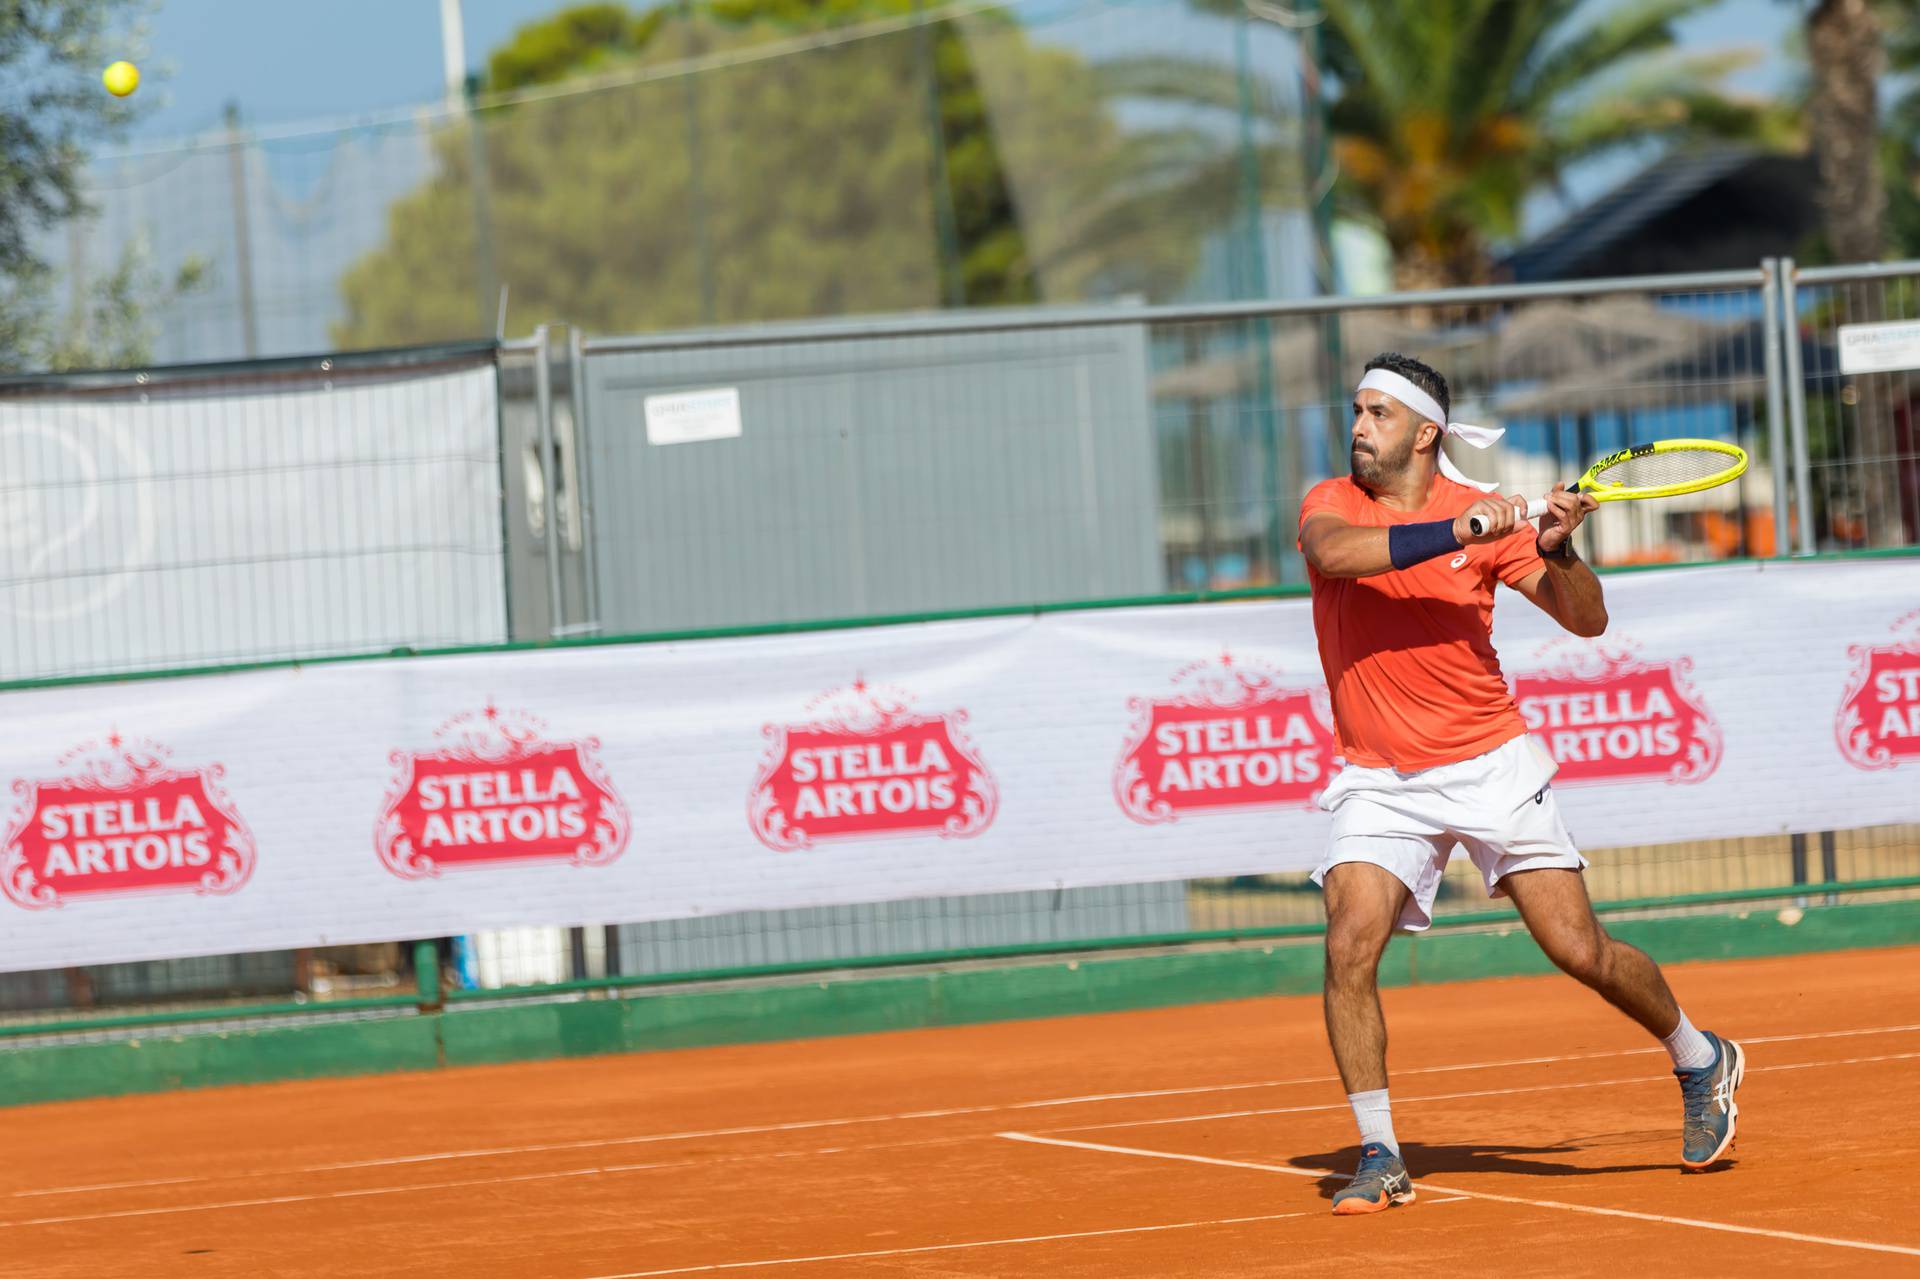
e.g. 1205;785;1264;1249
1506;145;1818;282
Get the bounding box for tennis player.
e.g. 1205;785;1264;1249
1299;352;1745;1215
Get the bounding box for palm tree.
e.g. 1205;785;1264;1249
1787;0;1914;547
1801;0;1886;263
1882;0;1919;255
1314;0;1763;288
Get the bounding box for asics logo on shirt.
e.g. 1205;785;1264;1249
1449;552;1469;569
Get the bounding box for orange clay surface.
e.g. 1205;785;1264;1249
4;945;1919;1277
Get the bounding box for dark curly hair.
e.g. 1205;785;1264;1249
1363;352;1450;423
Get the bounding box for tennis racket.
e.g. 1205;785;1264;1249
1468;438;1749;536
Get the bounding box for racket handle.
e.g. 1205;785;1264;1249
1468;497;1552;537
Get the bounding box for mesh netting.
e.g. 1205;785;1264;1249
1593;446;1742;492
36;0;1314;366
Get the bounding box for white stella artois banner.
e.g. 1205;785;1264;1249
2;557;1918;972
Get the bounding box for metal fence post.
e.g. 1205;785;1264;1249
1761;258;1790;558
223;103;260;359
534;323;565;635
463;76;500;338
414;939;442;1012
1779;258;1817;556
568;326;603;634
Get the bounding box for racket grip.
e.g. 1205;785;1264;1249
1468;497;1552;537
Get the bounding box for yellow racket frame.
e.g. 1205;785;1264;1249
1569;437;1749;505
1470;438;1749;534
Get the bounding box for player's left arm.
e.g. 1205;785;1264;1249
1508;485;1608;638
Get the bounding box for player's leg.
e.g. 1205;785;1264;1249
1500;866;1745;1169
1322;860;1407;1095
1319;858;1423;1215
1313;771;1453;1213
1450;737;1745;1169
1499;866;1675;1033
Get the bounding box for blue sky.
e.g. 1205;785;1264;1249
118;0;566;139
117;0;1804;142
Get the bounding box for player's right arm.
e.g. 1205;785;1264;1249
1299;497;1525;579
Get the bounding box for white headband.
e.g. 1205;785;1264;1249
1356;368;1503;492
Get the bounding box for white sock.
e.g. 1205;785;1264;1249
1347;1089;1398;1153
1663;1010;1716;1071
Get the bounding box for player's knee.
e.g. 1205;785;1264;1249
1323;923;1388;986
1548;932;1609;986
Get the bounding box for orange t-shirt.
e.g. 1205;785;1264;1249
1299;475;1543;771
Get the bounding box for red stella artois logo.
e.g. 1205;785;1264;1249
1511;639;1721;785
1115;652;1337;824
749;679;997;851
1836;609;1920;771
2;734;255;910
375;705;629;878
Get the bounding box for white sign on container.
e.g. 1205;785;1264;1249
1837;320;1920;375
645;387;743;445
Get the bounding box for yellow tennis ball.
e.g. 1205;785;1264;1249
103;61;140;97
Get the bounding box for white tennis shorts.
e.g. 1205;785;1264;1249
1310;733;1586;932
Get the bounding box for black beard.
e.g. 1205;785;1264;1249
1351;440;1410;489
1350;448;1387;490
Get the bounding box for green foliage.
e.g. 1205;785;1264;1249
1314;0;1764;284
485;3;668;91
0;0;187;371
335;1;1195;347
0;240;209;374
0;0;144;278
1886;1;1920;255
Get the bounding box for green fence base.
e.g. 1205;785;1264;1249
0;1016;441;1107
4;897;1915;1109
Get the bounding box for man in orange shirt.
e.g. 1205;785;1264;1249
1300;353;1744;1215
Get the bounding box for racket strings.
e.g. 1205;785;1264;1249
1593;448;1740;492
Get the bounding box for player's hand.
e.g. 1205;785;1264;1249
1536;483;1599;555
1455;494;1527;545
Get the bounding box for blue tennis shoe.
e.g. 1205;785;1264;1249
1332;1141;1415;1215
1675;1031;1745;1169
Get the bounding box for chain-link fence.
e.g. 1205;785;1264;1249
555;268;1790;640
1782;259;1920;553
32;0;1321;370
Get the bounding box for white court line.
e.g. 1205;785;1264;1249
0;1135;967;1231
1034;1050;1920;1136
1;1162;685;1229
577;1211;1316;1278
996;1133;1920;1259
5;1048;1916;1233
13;1020;1919;1201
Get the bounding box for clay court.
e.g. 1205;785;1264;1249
5;943;1917;1276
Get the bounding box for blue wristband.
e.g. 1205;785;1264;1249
1388;519;1461;570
